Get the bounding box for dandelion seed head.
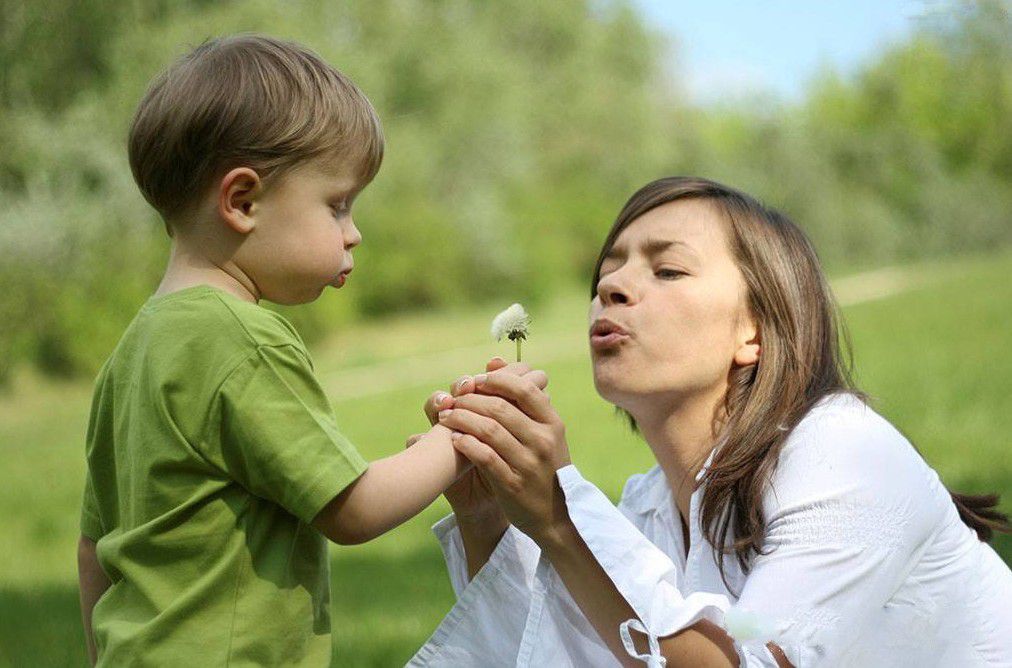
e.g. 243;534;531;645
491;303;530;341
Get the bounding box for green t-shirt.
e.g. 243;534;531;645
80;284;368;666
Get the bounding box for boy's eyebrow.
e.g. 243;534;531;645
603;237;698;261
331;183;362;201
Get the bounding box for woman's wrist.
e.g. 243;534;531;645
454;504;507;531
530;515;581;556
456;509;510;581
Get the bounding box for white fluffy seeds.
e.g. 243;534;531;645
491;303;530;341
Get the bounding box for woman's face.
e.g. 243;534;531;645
589;198;760;414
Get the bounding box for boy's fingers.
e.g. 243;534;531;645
491;361;531;377
473;371;554;423
404;433;425;448
523;369;548;391
424;391;454;425
451;361;545;399
451;375;474;397
451;433;519;488
486;361;547;390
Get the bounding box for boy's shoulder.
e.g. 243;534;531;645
152;284;302;340
194;286;307;351
108;285;310;382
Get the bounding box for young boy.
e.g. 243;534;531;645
76;34;529;666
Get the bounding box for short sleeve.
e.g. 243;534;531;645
211;343;369;524
80;470;104;541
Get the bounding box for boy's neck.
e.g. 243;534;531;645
155;241;261;304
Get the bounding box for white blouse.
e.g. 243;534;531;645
408;392;1012;667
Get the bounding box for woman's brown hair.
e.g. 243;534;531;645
590;176;1011;593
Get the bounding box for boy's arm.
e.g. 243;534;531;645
311;423;469;544
77;535;111;666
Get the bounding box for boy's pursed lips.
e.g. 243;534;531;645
331;266;353;288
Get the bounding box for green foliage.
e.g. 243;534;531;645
0;0;1010;382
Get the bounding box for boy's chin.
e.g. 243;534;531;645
264;286;324;306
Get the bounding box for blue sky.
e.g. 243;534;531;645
633;0;927;103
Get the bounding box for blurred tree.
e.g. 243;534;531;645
0;0;1008;383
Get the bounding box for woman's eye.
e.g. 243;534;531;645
655;268;684;280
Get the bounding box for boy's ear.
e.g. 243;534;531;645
218;167;262;234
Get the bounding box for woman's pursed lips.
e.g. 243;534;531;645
590;317;631;350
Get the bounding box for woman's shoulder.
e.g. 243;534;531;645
769;391;948;522
781;391;918;470
793;390;878;431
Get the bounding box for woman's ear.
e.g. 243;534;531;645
734;316;761;367
218;167;261;234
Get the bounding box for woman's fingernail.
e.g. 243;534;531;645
474;373;487;386
450;432;461;442
435;392;450;405
438;409;452;420
456;377;471;391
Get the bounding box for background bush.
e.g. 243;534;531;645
1;0;1009;382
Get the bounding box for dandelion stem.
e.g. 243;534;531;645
516;338;522;363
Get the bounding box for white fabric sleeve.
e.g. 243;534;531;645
731;411;950;667
514;558;621;666
407;513;541;667
535;465;732;667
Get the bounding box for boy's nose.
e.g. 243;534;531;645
345;220;362;249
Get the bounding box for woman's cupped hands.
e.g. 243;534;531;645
406;357;573;544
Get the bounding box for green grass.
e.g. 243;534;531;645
1;250;1010;666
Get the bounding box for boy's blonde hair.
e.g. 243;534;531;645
128;34;384;229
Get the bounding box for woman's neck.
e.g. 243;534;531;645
632;390;726;525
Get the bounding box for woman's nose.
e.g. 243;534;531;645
596;272;633;306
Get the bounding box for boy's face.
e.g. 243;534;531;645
237;159;363;305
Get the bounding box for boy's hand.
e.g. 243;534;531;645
408;357;547;523
420;357;549;427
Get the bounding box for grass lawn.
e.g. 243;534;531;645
0;250;1009;666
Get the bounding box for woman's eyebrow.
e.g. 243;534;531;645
604;237;698;261
643;237;697;257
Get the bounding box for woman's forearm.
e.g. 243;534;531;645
538;521;651;667
539;522;741;668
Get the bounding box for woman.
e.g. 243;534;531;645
408;177;1012;667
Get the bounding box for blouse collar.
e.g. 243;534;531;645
623;446;718;516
